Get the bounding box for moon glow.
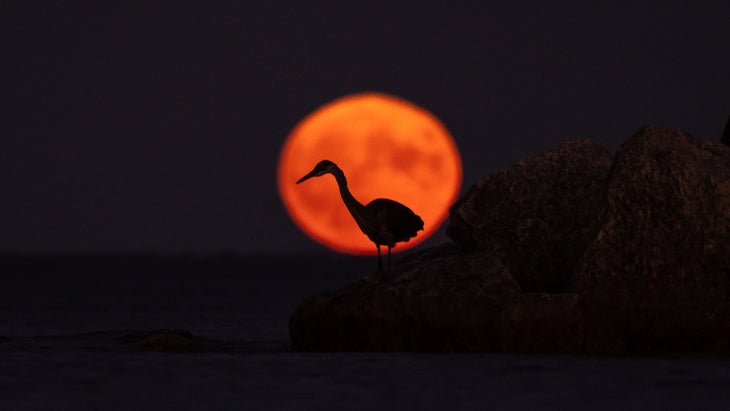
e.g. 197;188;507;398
278;92;462;255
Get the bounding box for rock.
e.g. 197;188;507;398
581;299;630;354
129;330;239;353
447;139;613;292
721;114;730;146
289;244;521;352
131;332;205;353
622;302;730;354
494;293;730;356
574;125;730;304
581;300;730;355
494;293;585;353
573;125;730;355
290;125;730;354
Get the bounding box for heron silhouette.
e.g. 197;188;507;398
296;160;424;270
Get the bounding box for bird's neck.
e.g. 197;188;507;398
330;168;367;219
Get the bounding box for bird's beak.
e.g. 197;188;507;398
296;169;317;184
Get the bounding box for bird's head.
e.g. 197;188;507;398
296;160;339;184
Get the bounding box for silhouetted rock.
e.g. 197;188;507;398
289;245;521;352
565;125;730;354
580;299;730;355
129;330;240;353
574;125;730;304
495;293;585;353
721;114;730;146
447;139;613;292
131;332;205;353
290;125;730;354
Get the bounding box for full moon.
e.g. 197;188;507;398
278;92;462;255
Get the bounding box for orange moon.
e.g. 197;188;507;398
278;92;462;255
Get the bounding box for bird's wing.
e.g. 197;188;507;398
366;198;424;244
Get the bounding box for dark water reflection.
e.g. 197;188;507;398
1;255;729;409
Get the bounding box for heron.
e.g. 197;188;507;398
296;160;424;270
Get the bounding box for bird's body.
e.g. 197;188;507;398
296;160;424;270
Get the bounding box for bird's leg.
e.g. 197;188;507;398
387;246;392;270
376;244;382;271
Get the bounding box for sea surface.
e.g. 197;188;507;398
2;255;730;410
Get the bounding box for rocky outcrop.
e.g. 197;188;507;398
290;125;730;355
494;293;585;353
447;139;613;292
574;125;730;304
290;244;521;352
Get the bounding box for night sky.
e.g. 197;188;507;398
4;2;729;256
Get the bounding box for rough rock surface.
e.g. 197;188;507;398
447;139;613;292
290;125;730;354
581;300;730;354
574;125;730;304
289;244;521;352
494;293;585;353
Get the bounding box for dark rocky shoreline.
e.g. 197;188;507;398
290;125;730;354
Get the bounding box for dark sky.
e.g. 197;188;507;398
3;2;729;256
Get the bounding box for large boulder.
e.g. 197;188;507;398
580;299;730;355
494;293;585;353
574;125;730;304
290;125;730;354
289;245;521;352
447;139;613;292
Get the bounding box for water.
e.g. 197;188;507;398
2;256;730;410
